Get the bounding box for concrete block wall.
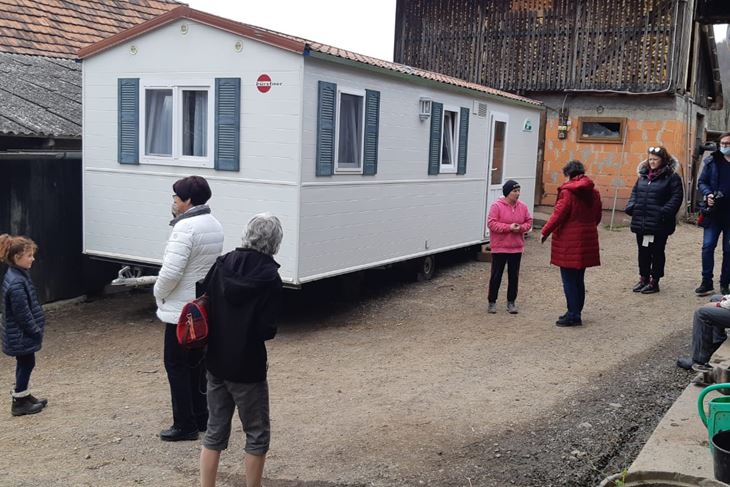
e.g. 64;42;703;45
537;94;703;211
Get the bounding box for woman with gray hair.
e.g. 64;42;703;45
198;213;283;487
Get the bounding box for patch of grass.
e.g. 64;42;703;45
613;468;628;486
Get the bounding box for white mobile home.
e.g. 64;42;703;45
78;7;543;286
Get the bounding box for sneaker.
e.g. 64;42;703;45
676;357;695;370
507;302;518;314
676;357;712;372
721;284;730;296
159;426;199;442
632;278;648;292
487;302;497;314
555;316;582;327
692;363;713;373
640;279;660;294
695;280;715;296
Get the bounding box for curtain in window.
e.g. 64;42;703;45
183;90;208;157
442;111;455;166
337;93;362;167
145;89;172;156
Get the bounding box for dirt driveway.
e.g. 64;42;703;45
0;219;714;486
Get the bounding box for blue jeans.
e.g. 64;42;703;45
701;217;730;285
560;267;586;321
692;295;730;364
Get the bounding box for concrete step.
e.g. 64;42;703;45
629;340;730;480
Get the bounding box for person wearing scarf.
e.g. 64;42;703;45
154;176;224;442
624;146;683;294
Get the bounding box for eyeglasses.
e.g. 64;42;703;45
648;147;662;154
720;142;730;148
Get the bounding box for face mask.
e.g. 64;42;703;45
721;147;730;156
171;203;180;218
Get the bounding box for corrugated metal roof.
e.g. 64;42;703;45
0;0;182;59
0;53;81;137
79;6;543;107
0;1;183;137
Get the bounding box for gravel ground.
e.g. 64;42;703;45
0;218;711;487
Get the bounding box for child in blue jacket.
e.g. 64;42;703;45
1;234;47;416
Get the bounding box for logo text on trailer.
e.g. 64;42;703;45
256;74;282;93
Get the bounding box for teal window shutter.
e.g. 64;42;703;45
215;78;241;171
316;81;336;176
428;102;443;175
363;89;380;176
457;107;469;175
118;78;139;165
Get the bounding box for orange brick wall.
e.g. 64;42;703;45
540;116;690;210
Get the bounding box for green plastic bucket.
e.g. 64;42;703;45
699;384;730;447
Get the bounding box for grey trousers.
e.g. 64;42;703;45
692;295;730;364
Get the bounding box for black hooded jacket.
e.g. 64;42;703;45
200;248;282;383
624;160;683;236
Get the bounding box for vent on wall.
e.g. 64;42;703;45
473;101;487;118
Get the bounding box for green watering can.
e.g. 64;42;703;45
698;383;730;446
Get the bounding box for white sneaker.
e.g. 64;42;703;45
487;302;497;314
507;302;518;314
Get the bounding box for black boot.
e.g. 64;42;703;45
641;278;660;294
695;279;715;296
160;426;198;442
28;394;48;407
632;277;648;292
11;391;45;416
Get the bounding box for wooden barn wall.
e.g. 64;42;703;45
0;156;116;304
394;0;686;93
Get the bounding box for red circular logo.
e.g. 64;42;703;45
256;74;272;93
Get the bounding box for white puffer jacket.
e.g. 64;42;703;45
154;207;224;323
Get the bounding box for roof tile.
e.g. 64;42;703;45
0;0;182;58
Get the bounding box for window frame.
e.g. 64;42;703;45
489;112;509;187
138;79;215;168
440;105;460;174
577;117;626;144
334;86;366;175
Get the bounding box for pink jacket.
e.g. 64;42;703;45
488;197;533;253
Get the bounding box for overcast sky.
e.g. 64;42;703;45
185;0;398;61
185;1;728;60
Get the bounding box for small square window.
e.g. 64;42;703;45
577;117;626;144
140;81;214;168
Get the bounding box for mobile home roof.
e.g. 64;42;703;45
78;6;543;109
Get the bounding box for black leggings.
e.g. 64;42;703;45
488;253;522;303
636;233;668;279
15;353;36;393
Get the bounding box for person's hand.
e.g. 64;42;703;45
510;223;520;232
707;194;715;207
541;234;547;244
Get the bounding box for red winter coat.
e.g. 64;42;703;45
541;175;602;269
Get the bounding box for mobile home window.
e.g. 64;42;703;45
140;82;213;167
490;120;506;185
335;88;365;173
577;117;626;144
441;108;459;172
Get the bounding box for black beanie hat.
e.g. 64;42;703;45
502;179;520;197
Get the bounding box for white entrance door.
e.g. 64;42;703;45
485;112;509;238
